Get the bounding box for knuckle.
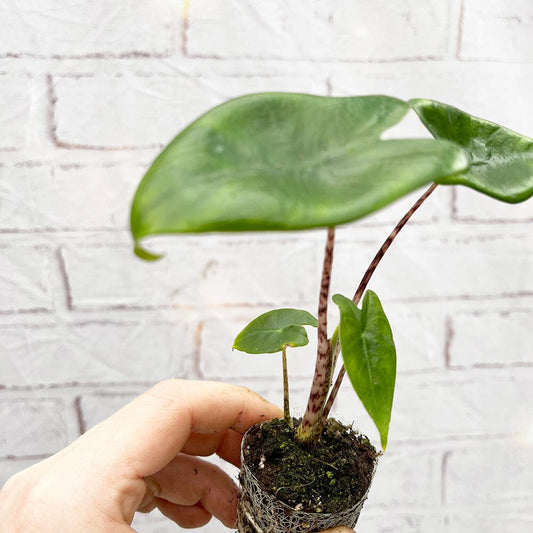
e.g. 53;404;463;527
146;379;185;404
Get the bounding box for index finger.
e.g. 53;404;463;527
83;379;281;478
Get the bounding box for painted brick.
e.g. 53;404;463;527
0;245;53;313
0;75;31;150
0;458;40;488
454;187;533;223
332;231;533;302
330;62;533;137
187;0;451;61
357;512;447;533
0;164;143;231
333;369;533;441
0;0;180;58
61;238;317;310
444;441;533;508
366;449;442;509
78;392;138;432
0;398;68;458
355;186;450;228
390;370;533;441
446;514;533;533
61;243;201;310
449;309;533;367
460;0;533;62
0;320;190;387
379;303;446;372
200;313;318;380
52;73;326;149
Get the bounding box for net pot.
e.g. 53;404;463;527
236;422;377;533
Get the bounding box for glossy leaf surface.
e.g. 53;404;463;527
410;98;533;203
131;93;468;257
333;292;396;449
233;308;318;354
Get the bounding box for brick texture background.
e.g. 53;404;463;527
1;1;532;532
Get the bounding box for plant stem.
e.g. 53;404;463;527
297;226;335;442
321;183;438;421
352;182;438;305
282;345;292;427
321;363;345;423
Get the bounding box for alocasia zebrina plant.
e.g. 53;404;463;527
130;93;532;450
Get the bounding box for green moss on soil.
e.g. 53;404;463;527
242;418;378;514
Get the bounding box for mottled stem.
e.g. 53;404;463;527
297;227;335;442
352;182;438;306
321;183;438;421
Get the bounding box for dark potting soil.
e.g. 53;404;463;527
241;418;378;514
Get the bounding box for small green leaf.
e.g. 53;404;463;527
233;308;318;354
131;93;468;257
332;292;396;450
410;98;533;203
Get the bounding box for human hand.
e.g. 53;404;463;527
0;379;283;531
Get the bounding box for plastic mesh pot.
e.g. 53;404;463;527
236;425;376;533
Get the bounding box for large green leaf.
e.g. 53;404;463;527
131;93;468;258
410;98;533;203
332;292;396;450
233;308;318;354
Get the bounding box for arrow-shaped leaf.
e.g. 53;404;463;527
410;98;533;203
131;93;468;258
332;292;396;449
233;308;318;354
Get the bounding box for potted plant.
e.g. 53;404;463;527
129;93;532;532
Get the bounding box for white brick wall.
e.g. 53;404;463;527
187;0;451;61
330;227;533;303
61;238;318;310
460;0;533;62
0;75;31;150
1;1;532;532
445;441;533;507
0;0;180;58
366;448;442;508
0;245;53;313
449;309;533;367
454;186;533;222
0;320;192;387
0;164;142;231
0;398;68;457
52;72;325;149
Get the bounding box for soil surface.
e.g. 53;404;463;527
241;417;378;514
